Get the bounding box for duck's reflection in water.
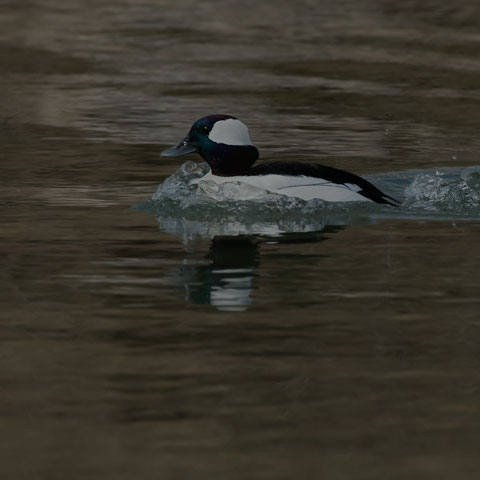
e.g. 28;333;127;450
175;228;342;311
184;236;259;311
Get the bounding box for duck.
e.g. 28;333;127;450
161;114;399;206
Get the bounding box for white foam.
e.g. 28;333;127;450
208;119;253;146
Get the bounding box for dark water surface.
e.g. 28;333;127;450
1;1;480;479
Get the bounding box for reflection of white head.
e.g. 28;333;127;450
210;275;253;312
208;119;253;146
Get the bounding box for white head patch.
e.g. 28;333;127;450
208;119;253;146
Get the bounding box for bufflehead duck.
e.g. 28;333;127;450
161;114;399;206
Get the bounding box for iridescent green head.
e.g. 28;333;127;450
161;114;259;176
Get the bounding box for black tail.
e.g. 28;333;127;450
359;188;401;207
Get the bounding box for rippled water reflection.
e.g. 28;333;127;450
1;1;480;479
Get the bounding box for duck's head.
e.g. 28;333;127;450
161;114;259;176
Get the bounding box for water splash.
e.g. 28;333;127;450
152;160;208;201
404;167;480;212
137;161;480;241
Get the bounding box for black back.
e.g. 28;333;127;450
247;162;399;206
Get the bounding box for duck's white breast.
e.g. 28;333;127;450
190;172;370;202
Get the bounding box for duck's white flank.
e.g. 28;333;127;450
191;172;370;202
208;119;252;146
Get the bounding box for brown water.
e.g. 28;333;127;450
1;1;480;479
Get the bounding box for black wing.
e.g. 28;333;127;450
246;162;400;206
